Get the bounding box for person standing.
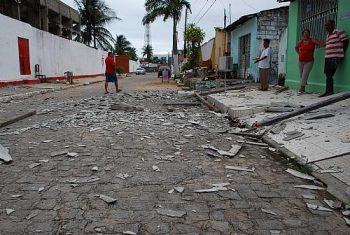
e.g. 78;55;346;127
255;39;271;91
295;29;324;94
320;20;349;97
104;52;121;94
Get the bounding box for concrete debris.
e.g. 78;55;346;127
6;209;15;215
323;199;342;209
110;103;144;112
261;208;277;216
67;152;79;158
286;168;315;181
202;144;242;158
174;187;185;193
116;173;130;180
194;183;230;193
270;230;281;235
342;210;350;216
152;165;160;172
123;231;137;235
155;155;175;161
270;123;287;134
156;208;186;218
225;165;255;172
0;144;13;163
50;150;68;157
344;217;350;226
265;107;295;113
305;113;335;120
306;203;332;212
294;185;326;190
38;187;45;192
302;194;316;200
39;159;49;163
96;194;117;204
91;166;98;172
28;163;41;169
212;183;230;188
317;169;343;174
42;140;53;143
26;212;38;220
11;194;23;198
168;189;174;194
283;132;304;141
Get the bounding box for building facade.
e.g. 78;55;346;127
0;0;80;40
225;7;289;82
280;0;350;93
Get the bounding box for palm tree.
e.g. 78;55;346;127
74;0;121;50
142;45;153;62
114;35;138;60
142;0;191;56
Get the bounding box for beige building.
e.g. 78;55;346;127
0;0;80;39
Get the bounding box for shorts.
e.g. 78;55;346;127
105;73;117;83
324;58;342;77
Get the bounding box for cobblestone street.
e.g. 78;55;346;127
0;76;349;234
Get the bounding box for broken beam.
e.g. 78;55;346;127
255;92;350;127
199;85;246;96
0;110;36;128
194;92;221;112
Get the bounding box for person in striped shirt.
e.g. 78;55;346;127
320;20;349;97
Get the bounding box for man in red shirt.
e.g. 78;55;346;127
104;52;121;94
320;20;349;97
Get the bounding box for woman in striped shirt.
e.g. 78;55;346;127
320;20;349;97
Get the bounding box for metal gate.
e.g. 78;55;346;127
239;34;251;79
299;0;338;41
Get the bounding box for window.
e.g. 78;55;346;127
18;37;31;75
299;0;338;41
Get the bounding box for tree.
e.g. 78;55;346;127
74;0;120;50
113;35;138;60
142;0;191;74
142;45;153;62
185;23;205;68
153;56;161;63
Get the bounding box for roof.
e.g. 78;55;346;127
224;6;289;32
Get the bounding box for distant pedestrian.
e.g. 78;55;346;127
104;52;121;94
295;29;324;94
162;69;169;83
255;39;271;91
320;20;349;97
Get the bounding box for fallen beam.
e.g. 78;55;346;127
194;93;221;112
199;85;246;96
0;110;36;128
255;92;350;127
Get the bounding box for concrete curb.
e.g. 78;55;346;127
0;110;36;128
209;93;350;204
0;80;103;103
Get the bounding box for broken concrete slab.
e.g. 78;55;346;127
0;144;12;163
123;231;137;235
323;199;342;210
302;194;316;200
294;185;326;190
67;152;79;158
28;163;41;169
283;132;304;141
6;209;15;215
50;150;68;157
306;203;333;212
261;208;277;216
344;217;350;226
270;123;287;135
286;168;315;181
236;140;268;147
156;208;186;218
174;187;185;193
95;194;117;204
225;165;255;172
152;165;160;172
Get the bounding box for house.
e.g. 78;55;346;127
278;0;350;93
225;7;289;82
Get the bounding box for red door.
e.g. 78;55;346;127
18;37;31;75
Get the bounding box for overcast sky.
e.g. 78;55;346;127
61;0;288;56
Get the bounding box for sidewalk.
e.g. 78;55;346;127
0;76;104;103
207;87;350;203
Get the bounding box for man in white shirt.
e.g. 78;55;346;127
255;39;271;91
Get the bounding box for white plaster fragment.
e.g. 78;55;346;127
286;168;315;181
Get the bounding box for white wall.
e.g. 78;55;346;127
129;60;140;73
0;14;107;81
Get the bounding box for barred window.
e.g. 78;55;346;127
299;0;338;41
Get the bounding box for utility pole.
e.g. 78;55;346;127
184;8;188;58
14;0;21;20
224;8;227;28
229;3;232;24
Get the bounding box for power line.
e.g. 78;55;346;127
191;0;209;22
239;0;258;11
196;0;217;25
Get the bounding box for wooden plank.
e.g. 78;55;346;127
255;92;350;127
0;110;36;128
